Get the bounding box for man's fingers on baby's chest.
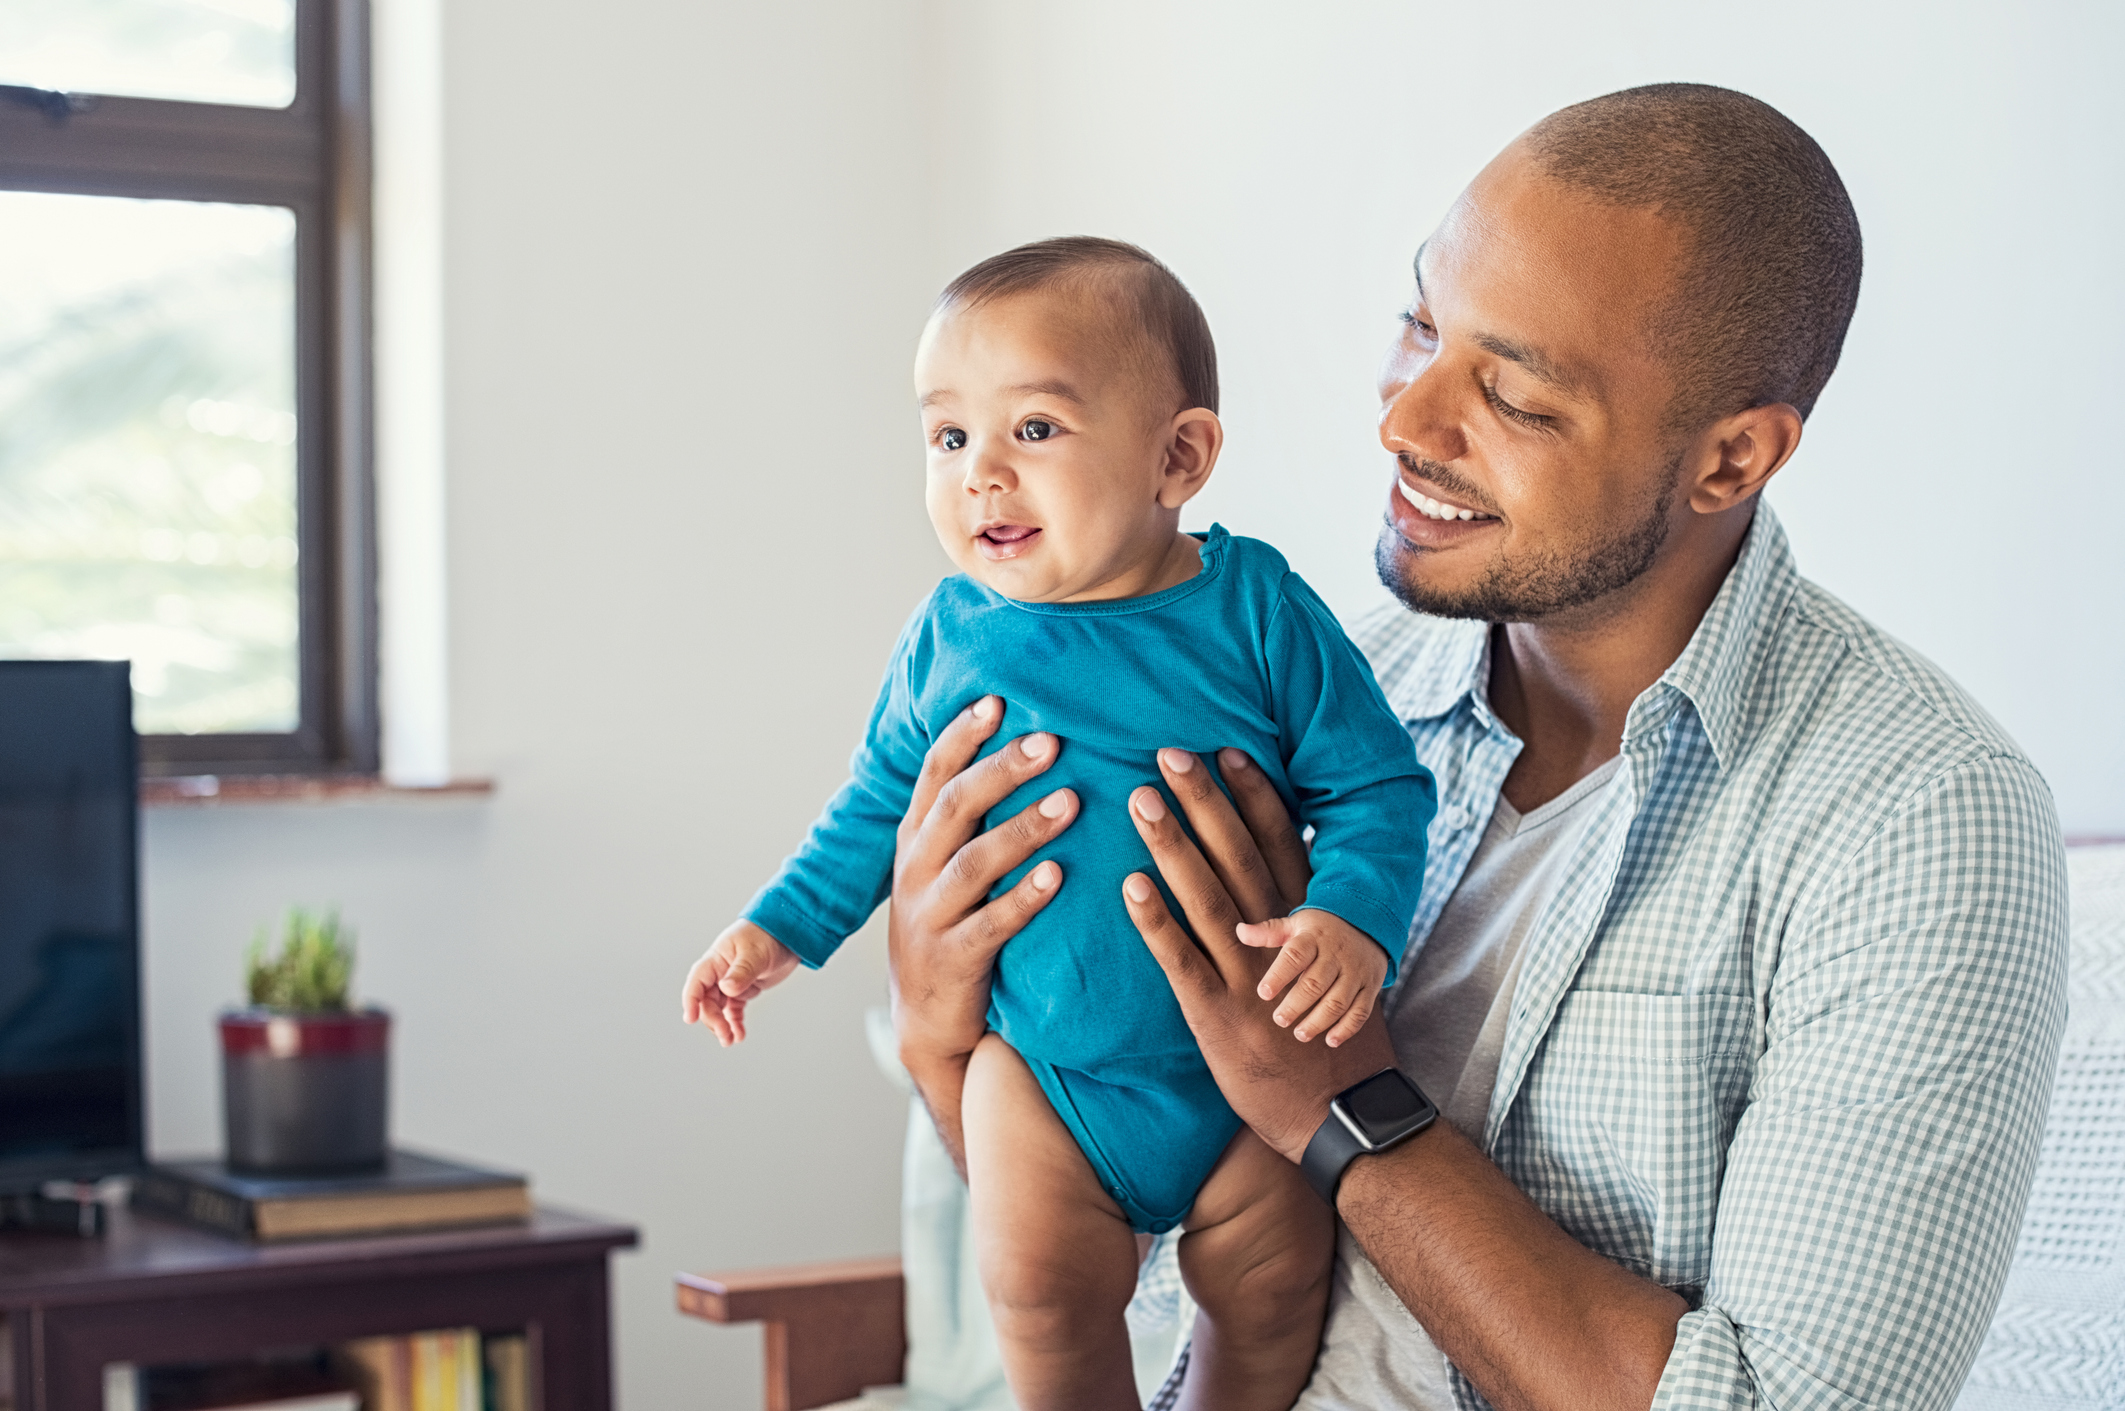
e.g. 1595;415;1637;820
1125;875;1222;1000
1218;750;1312;908
1160;750;1285;922
908;697;1003;823
1153;837;1242;939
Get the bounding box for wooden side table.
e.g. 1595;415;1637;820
1;1204;636;1410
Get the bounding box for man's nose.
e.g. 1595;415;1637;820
1378;358;1469;467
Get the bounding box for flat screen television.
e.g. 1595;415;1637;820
0;660;143;1192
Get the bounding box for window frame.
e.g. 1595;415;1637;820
0;0;377;776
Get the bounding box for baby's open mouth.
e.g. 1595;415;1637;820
977;524;1042;560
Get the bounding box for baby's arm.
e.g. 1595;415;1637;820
682;920;802;1046
1230;573;1438;1046
1238;911;1390;1046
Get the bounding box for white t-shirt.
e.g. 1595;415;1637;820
1298;754;1625;1411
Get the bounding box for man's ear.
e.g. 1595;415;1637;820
1156;408;1224;509
1687;402;1803;515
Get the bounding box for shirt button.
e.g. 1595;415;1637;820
1442;804;1474;831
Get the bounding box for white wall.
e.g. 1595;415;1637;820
139;4;2124;1410
922;0;2125;835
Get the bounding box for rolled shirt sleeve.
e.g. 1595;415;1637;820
1653;756;2069;1410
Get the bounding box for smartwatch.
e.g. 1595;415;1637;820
1299;1068;1438;1206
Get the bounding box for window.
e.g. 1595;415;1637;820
0;0;375;775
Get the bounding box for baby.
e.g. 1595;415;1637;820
682;238;1434;1411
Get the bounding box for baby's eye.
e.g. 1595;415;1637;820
938;427;966;452
1020;419;1054;442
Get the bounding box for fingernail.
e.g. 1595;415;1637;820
1124;874;1153;903
1032;861;1058;891
1160;748;1194;773
1220;748;1251;771
1134;790;1167;821
1020;732;1053;759
974;697;999;721
1038;789;1070;818
1295;1028;1310;1041
1326;1035;1341;1048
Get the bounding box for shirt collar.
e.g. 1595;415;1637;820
1638;500;1800;772
1379;501;1801;771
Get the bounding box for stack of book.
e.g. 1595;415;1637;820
133;1151;530;1242
99;1331;529;1411
340;1332;530;1411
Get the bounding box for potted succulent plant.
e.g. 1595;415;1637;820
220;909;390;1174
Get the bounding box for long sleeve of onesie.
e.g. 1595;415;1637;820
1266;573;1435;982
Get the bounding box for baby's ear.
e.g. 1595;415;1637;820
1157;408;1223;508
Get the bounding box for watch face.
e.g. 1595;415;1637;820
1342;1069;1436;1146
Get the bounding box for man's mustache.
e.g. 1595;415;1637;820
1395;454;1495;516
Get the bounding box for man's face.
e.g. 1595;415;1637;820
916;291;1178;603
1375;146;1693;623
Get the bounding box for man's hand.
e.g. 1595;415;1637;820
1241;910;1391;1047
887;695;1079;1169
1132;746;1687;1410
1121;747;1393;1163
681;919;802;1046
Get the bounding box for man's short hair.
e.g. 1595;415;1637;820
936;236;1220;415
1526;83;1863;424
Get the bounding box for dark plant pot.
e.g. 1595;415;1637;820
220;1008;390;1174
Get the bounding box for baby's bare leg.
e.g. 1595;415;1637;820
964;1034;1142;1411
1175;1128;1334;1411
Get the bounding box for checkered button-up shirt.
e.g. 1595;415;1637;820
1335;504;2070;1410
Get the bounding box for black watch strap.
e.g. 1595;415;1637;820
1300;1068;1438;1207
1300;1106;1369;1206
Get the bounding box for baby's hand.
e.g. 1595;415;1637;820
1236;911;1390;1047
681;920;801;1047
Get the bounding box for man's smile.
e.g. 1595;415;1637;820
1396;477;1492;522
1387;470;1499;550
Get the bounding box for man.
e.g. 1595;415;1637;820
887;84;2068;1409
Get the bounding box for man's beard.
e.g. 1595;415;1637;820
1375;452;1681;623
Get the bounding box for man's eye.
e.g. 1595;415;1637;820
1483;383;1550;429
1020;419;1054;442
939;427;966;451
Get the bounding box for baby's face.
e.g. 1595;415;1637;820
915;292;1190;603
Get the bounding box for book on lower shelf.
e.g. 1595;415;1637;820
132;1151;531;1242
101;1333;529;1411
340;1331;526;1411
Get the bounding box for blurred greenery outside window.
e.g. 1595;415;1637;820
0;0;377;773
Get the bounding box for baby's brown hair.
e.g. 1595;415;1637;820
936;236;1219;416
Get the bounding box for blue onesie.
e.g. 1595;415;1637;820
745;525;1435;1232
